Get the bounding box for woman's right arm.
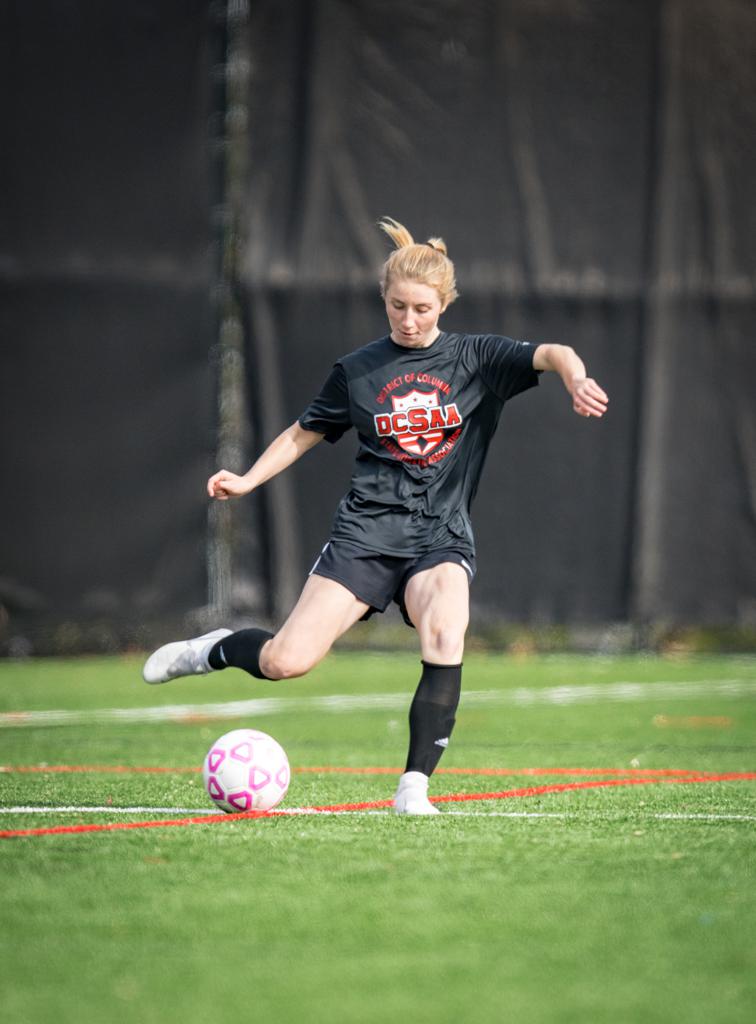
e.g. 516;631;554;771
207;421;324;500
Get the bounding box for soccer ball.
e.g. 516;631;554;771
202;728;290;813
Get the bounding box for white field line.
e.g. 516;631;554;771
0;678;754;729
651;812;756;821
0;806;216;815
444;811;756;821
1;807;755;822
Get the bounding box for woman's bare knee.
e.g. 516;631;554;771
259;575;368;679
259;639;324;680
420;621;466;664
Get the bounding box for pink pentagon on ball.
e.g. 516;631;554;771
227;790;252;811
207;776;225;800
249;765;271;791
207;749;225;773
230;741;253;763
275;765;290;789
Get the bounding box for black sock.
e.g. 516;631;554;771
207;628;274;679
405;661;462;776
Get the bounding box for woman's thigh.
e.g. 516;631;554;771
261;574;370;678
403;562;470;664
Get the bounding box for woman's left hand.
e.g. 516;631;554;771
570;377;609;418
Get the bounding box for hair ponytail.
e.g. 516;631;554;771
425;237;448;256
378;216;415;250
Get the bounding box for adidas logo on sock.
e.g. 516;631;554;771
434;737;449;748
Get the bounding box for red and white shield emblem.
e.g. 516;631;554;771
391;389;444;456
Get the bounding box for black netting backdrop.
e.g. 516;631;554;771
0;2;215;650
1;1;755;652
242;0;756;629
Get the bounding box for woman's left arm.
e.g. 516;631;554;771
532;343;609;418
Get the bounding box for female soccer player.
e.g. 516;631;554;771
143;217;608;814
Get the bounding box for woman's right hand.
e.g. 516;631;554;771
207;469;253;500
206;422;323;501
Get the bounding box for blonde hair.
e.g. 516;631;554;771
378;216;458;307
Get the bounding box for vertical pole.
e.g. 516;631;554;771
632;0;683;628
207;0;261;623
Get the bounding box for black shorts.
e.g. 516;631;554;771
309;539;476;628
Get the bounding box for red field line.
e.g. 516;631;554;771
431;772;756;804
0;764;710;777
1;771;754;840
300;766;706;778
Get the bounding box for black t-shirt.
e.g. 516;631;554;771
298;332;540;557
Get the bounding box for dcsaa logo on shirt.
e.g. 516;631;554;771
373;389;462;456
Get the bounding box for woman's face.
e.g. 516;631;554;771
384;278;447;348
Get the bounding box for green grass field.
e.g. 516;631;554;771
0;652;754;1023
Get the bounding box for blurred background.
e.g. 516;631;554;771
1;0;754;657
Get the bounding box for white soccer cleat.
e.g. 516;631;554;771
142;628;232;685
392;770;440;815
